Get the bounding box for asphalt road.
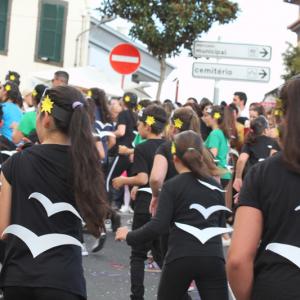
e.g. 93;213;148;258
83;213;234;300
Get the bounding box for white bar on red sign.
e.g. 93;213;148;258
111;55;139;64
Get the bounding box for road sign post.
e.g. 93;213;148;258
192;62;270;83
193;41;272;61
109;43;141;88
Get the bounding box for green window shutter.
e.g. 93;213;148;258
38;2;66;62
0;0;9;51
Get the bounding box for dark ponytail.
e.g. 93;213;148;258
245;116;268;145
174;130;222;178
171;107;200;134
280;78;300;173
210;105;232;139
89;88;112;124
41;86;108;237
3;81;22;107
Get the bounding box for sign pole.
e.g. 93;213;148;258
121;75;125;89
213;37;221;105
213;80;219;105
175;79;179;102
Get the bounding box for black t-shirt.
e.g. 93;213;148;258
200;120;212;141
239;153;300;297
127;172;228;264
132;139;164;214
116;110;137;148
0;144;86;299
241;135;279;168
155;141;178;181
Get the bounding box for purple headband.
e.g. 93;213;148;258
72;101;83;110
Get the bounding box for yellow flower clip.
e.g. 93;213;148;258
136;104;142;112
41;95;54;114
274;109;283;117
213;112;221;120
174;118;183;129
5;85;11;92
32;90;38;97
87;90;92;97
171;142;176;155
124;95;131;103
145;115;156;126
9;74;16;81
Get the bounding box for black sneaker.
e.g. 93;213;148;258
111;213;121;232
91;233;107;253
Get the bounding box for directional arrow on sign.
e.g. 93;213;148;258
259;69;267;79
259;48;269;58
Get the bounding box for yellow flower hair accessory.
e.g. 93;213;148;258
136;104;142;112
5;85;11;92
124;95;131;103
171;142;176;155
41;95;54;114
9;74;16;81
145;115;156;126
32;90;38;97
213;112;221;120
274;109;283;117
87;90;92;97
174;118;183;129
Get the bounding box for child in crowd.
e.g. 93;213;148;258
0;86;107;300
203;105;232;188
0;82;22;141
116;130;231;300
233;116;280;193
227;76;300;300
112;105;167;300
12;84;47;144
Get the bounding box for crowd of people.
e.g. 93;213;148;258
0;69;298;300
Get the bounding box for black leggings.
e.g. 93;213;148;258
3;287;83;300
130;213;162;300
158;256;228;300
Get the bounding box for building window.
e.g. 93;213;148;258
0;0;11;54
36;0;68;65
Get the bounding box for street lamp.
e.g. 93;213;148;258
74;15;116;67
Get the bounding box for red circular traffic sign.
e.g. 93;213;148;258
109;43;141;75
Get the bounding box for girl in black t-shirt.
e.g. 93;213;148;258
0;86;108;300
233;116;279;193
106;92;138;209
116;130;230;300
113;105;167;300
227;79;300;300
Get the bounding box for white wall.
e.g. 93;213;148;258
0;0;90;89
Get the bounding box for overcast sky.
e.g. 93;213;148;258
92;0;299;104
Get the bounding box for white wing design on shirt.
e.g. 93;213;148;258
1;150;17;156
29;192;83;221
95;120;113;129
3;225;83;258
138;187;152;194
190;204;231;219
175;222;233;244
295;205;300;211
94;128;116;139
197;180;225;193
266;243;300;268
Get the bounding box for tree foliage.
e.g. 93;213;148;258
99;0;239;99
282;42;300;81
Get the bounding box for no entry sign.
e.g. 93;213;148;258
109;43;141;75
